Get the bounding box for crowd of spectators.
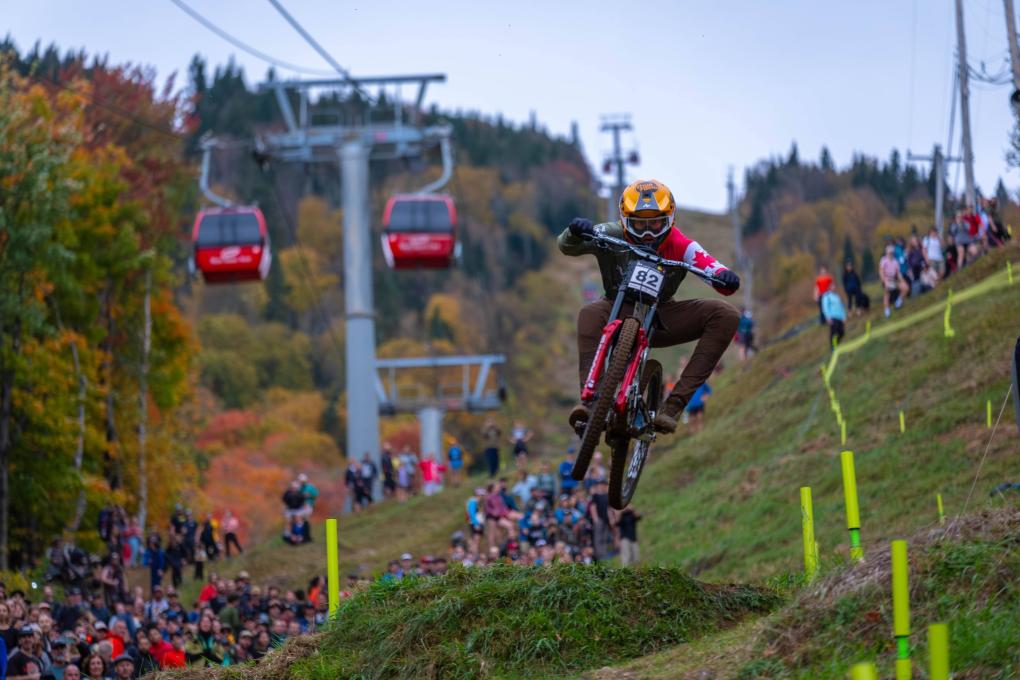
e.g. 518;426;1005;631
375;453;642;581
814;198;1012;348
0;569;333;679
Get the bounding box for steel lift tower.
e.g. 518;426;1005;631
257;74;450;497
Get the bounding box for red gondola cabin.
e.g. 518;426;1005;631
192;207;271;284
380;194;458;270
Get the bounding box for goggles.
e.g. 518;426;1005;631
624;215;672;239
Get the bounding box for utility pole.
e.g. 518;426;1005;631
1004;0;1020;117
600;115;637;221
908;145;962;238
727;168;753;311
955;0;977;208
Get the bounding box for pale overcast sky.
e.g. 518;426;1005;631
4;0;1019;211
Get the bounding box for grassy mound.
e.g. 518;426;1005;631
281;565;780;679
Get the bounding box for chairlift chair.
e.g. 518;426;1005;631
380;194;458;270
191;206;272;284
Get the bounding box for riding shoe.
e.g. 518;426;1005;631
653;397;686;434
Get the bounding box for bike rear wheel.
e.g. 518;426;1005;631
572;317;639;481
608;359;662;509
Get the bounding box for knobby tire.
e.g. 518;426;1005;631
572;317;639;481
608;359;661;509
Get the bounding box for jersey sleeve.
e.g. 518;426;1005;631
662;229;734;295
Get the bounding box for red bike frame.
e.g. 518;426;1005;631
580;319;622;402
615;327;648;414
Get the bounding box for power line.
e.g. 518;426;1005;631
167;0;335;76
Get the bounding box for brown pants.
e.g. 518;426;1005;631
577;297;740;407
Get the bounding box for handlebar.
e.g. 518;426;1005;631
581;231;731;289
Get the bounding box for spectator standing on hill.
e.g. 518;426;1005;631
481;417;502;477
165;534;185;590
466;488;485;555
344;461;361;512
617;506;642;566
381;443;397;498
511;469;537;508
558;449;578;497
419;453;446;496
222;510;243;558
143;536;165;595
397;445;419;501
192;535;207;580
588;480;615;561
182;510;198;563
685;382;712;431
446;439;464;487
509;420;533;468
949;212;971;269
841;261;867;316
737;308;755;359
535;461;557;500
282;481;307;534
298;473;318;516
813;265;833;325
879;244;906;317
358;454;377;508
905;236;926;295
922;227;945;279
200;515;219;562
820;280;846;349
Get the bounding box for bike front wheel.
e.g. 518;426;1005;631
572;317;640;481
608;359;662;509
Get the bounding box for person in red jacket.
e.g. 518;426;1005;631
419;454;447;496
145;625;173;666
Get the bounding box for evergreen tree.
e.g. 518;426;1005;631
820;146;834;172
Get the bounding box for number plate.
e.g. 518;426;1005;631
627;263;664;296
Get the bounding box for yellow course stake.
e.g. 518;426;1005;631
841;451;864;561
892;540;911;680
899;410;906;434
864;319;871;341
326;517;340;617
987;398;992;428
840;419;847;446
936;493;945;526
943;289;955;338
929;623;949;680
801;487;818;582
849;662;878;680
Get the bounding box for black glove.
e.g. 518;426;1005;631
716;269;740;292
568;217;594;238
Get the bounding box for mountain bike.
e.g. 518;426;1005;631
571;231;731;509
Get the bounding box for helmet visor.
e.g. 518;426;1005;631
624;216;672;239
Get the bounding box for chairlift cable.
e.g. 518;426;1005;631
167;0;336;76
264;0;374;102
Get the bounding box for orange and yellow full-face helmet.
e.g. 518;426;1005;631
619;179;676;247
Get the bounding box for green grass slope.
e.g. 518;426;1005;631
635;243;1019;584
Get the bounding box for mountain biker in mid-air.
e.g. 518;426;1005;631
559;179;741;434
